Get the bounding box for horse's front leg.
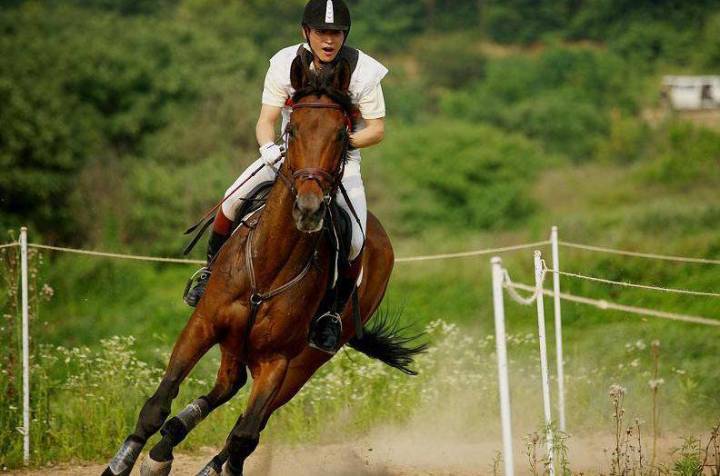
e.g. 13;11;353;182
223;355;289;476
102;316;217;476
140;346;247;475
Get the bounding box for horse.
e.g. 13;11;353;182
102;56;425;476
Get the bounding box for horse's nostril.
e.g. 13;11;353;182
295;194;322;215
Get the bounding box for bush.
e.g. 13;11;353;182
697;12;720;68
370;120;556;234
608;21;695;67
501;89;609;161
595;109;650;164
413;34;486;90
640;121;720;186
483;0;567;44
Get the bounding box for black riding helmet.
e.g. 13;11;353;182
302;0;351;37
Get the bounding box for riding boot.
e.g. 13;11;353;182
309;255;363;354
183;230;230;307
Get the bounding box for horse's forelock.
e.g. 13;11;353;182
291;70;354;117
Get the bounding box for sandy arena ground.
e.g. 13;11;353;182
4;433;692;475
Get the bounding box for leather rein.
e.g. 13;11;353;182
242;100;352;352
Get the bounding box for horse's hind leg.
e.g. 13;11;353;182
142;347;247;474
102;316;217;476
222;356;289;476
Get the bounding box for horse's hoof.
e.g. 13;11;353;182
140;456;173;476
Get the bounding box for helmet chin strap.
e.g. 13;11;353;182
303;25;346;68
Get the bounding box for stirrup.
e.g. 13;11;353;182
308;311;343;355
183;267;211;307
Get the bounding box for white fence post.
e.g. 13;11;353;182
491;257;515;476
534;251;555;476
550;226;566;432
20;227;30;465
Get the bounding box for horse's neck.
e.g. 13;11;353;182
250;179;316;280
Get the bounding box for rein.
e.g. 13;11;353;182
241;98;351;355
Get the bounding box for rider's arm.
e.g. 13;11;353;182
256;104;283;147
350;82;386;149
350;118;385;148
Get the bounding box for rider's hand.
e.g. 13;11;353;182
259;142;283;166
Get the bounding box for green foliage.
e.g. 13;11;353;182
502;89;609;160
670;436;703;476
373;121;553;234
639;121;720;187
697;12;720;68
595;110;651;164
413;33;486;89
608;21;695;67
483;0;569;44
348;0;424;53
440;47;639;161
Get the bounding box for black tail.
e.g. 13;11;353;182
347;308;428;375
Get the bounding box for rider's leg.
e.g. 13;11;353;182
185;157;280;307
337;160;368;262
309;160;367;353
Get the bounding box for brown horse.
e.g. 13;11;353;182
102;57;424;476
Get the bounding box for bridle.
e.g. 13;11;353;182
241;97;354;357
274;99;353;204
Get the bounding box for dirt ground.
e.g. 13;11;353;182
3;434;695;475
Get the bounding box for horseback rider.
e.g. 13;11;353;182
184;0;387;353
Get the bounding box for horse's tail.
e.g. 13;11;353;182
347;308;428;375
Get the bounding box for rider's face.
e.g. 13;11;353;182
305;28;345;63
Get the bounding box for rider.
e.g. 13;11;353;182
184;0;387;353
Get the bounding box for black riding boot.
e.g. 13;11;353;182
309;256;362;354
183;231;229;307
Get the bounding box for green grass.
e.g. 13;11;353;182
3;133;720;468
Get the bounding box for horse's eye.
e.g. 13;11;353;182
288;124;296;139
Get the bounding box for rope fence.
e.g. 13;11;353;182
394;240;550;263
560;240;720;265
3;239;720;266
26;243;205;265
502;268;545;305
543;263;720;299
0;240;551;266
506;280;720;327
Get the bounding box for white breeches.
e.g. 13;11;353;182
222;157;367;261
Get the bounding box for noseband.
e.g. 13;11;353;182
278;100;352;202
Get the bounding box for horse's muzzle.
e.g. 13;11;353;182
293;194;325;233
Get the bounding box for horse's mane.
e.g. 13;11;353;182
291;69;356;120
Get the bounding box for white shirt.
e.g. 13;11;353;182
262;43;388;162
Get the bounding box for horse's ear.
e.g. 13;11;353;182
331;58;352;92
290;55;310;91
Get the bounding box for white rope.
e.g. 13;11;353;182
395;240;550;263
501;267;547;306
560;241;720;265
506;281;720;327
0;242;19;250
27;244;204;265
544;264;720;299
24;240;548;265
